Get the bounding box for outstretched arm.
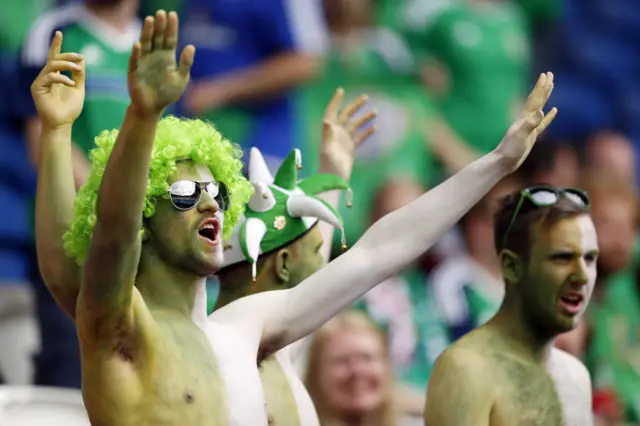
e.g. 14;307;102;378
77;11;194;345
31;32;85;318
246;73;557;354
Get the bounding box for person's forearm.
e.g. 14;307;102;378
268;151;510;348
317;189;340;261
197;52;321;108
94;107;161;243
36;124;81;318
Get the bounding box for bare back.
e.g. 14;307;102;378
425;327;593;426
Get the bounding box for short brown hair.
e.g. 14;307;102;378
493;186;591;257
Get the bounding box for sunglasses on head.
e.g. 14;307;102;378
502;186;590;247
166;180;230;211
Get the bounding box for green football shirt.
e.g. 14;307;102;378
409;3;531;154
21;3;140;155
298;30;437;251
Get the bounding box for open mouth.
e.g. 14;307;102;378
198;218;220;245
559;293;584;314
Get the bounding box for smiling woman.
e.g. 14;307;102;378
63;115;253;265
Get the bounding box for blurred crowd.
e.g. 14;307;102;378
1;0;640;425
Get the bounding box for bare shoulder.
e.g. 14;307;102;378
425;342;495;426
551;347;592;389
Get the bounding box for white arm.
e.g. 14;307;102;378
259;151;510;351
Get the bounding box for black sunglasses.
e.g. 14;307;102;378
166;180;230;211
502;186;590;247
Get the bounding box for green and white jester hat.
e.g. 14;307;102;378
221;147;352;281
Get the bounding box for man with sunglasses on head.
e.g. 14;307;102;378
31;8;558;425
425;186;598;426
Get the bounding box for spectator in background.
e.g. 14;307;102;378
513;137;580;188
305;310;422;426
0;0;48;387
577;171;640;424
430;177;521;340
353;177;450;417
303;0;436;253
16;0;141;388
583;130;636;184
179;0;327;170
416;0;532;156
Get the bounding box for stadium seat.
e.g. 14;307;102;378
0;386;89;426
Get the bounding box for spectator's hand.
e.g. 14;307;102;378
128;10;194;116
494;72;557;172
31;31;85;129
318;88;377;180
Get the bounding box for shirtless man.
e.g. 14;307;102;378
214;89;375;426
31;9;557;425
425;186;597;426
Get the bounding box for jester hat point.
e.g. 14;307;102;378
221;147;352;280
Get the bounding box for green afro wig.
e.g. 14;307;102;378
63;115;254;265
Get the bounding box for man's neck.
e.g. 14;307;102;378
216;272;280;311
136;257;209;326
84;0;139;32
488;295;555;364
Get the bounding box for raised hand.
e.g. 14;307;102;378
31;31;85;128
319;88;377;180
128;10;195;115
495;72;558;172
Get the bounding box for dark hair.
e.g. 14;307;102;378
493;186;591;258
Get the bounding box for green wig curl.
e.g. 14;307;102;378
63;115;254;265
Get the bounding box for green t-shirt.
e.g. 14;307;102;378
0;0;53;55
353;268;450;390
298;31;437;251
414;3;531;154
587;244;640;422
22;4;140;155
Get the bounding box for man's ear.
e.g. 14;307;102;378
274;248;292;284
499;249;524;285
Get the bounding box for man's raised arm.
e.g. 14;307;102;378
77;10;194;342
255;72;557;353
31;32;85;318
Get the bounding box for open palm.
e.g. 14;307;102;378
31;31;85;127
497;72;558;171
320;88;377;180
128;10;194;114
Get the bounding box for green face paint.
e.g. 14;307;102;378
519;215;599;333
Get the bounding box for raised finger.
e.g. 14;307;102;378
71;58;86;88
522;73;547;115
347;110;377;133
521;110;544;134
353;125;376;146
542;72;554;106
128;42;142;74
338;94;368;123
47;31;63;62
324;88;344;121
164;11;179;49
140;16;155;54
153;10;167;50
178;45;196;77
53;52;83;63
45;60;83;74
535;107;557;135
43;72;76;88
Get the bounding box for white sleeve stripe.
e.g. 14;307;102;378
283;0;329;54
22;4;84;65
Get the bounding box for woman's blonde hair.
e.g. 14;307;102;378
304;310;398;426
